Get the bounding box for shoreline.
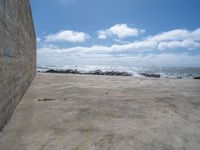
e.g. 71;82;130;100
38;69;200;79
38;72;200;81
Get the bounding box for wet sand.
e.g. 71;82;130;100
0;73;200;150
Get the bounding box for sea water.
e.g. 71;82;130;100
37;65;200;78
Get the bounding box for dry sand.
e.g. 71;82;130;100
0;73;200;150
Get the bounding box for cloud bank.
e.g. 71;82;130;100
40;28;200;54
37;27;200;67
37;50;200;67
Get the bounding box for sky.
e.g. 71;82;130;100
30;0;200;67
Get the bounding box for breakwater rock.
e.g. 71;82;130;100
139;73;161;78
46;69;132;76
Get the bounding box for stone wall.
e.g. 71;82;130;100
0;0;36;130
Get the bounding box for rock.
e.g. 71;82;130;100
46;69;81;74
193;77;200;79
93;70;103;75
46;69;56;73
140;73;161;78
46;69;132;77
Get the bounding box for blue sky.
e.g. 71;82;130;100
30;0;200;67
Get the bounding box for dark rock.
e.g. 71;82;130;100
193;77;200;79
140;73;161;78
88;70;103;75
46;69;132;77
46;69;57;73
46;69;81;74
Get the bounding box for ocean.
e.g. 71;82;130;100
37;65;200;79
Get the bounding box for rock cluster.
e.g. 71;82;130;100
46;69;200;79
46;69;80;74
139;73;161;78
46;69;132;76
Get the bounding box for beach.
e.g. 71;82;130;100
0;73;200;150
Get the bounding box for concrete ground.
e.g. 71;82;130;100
0;73;200;150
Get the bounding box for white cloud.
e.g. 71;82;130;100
148;28;200;42
158;40;200;50
45;30;90;43
98;24;145;39
147;28;200;50
99;27;200;51
38;40;157;54
37;47;200;67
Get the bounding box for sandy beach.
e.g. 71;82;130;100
0;73;200;150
